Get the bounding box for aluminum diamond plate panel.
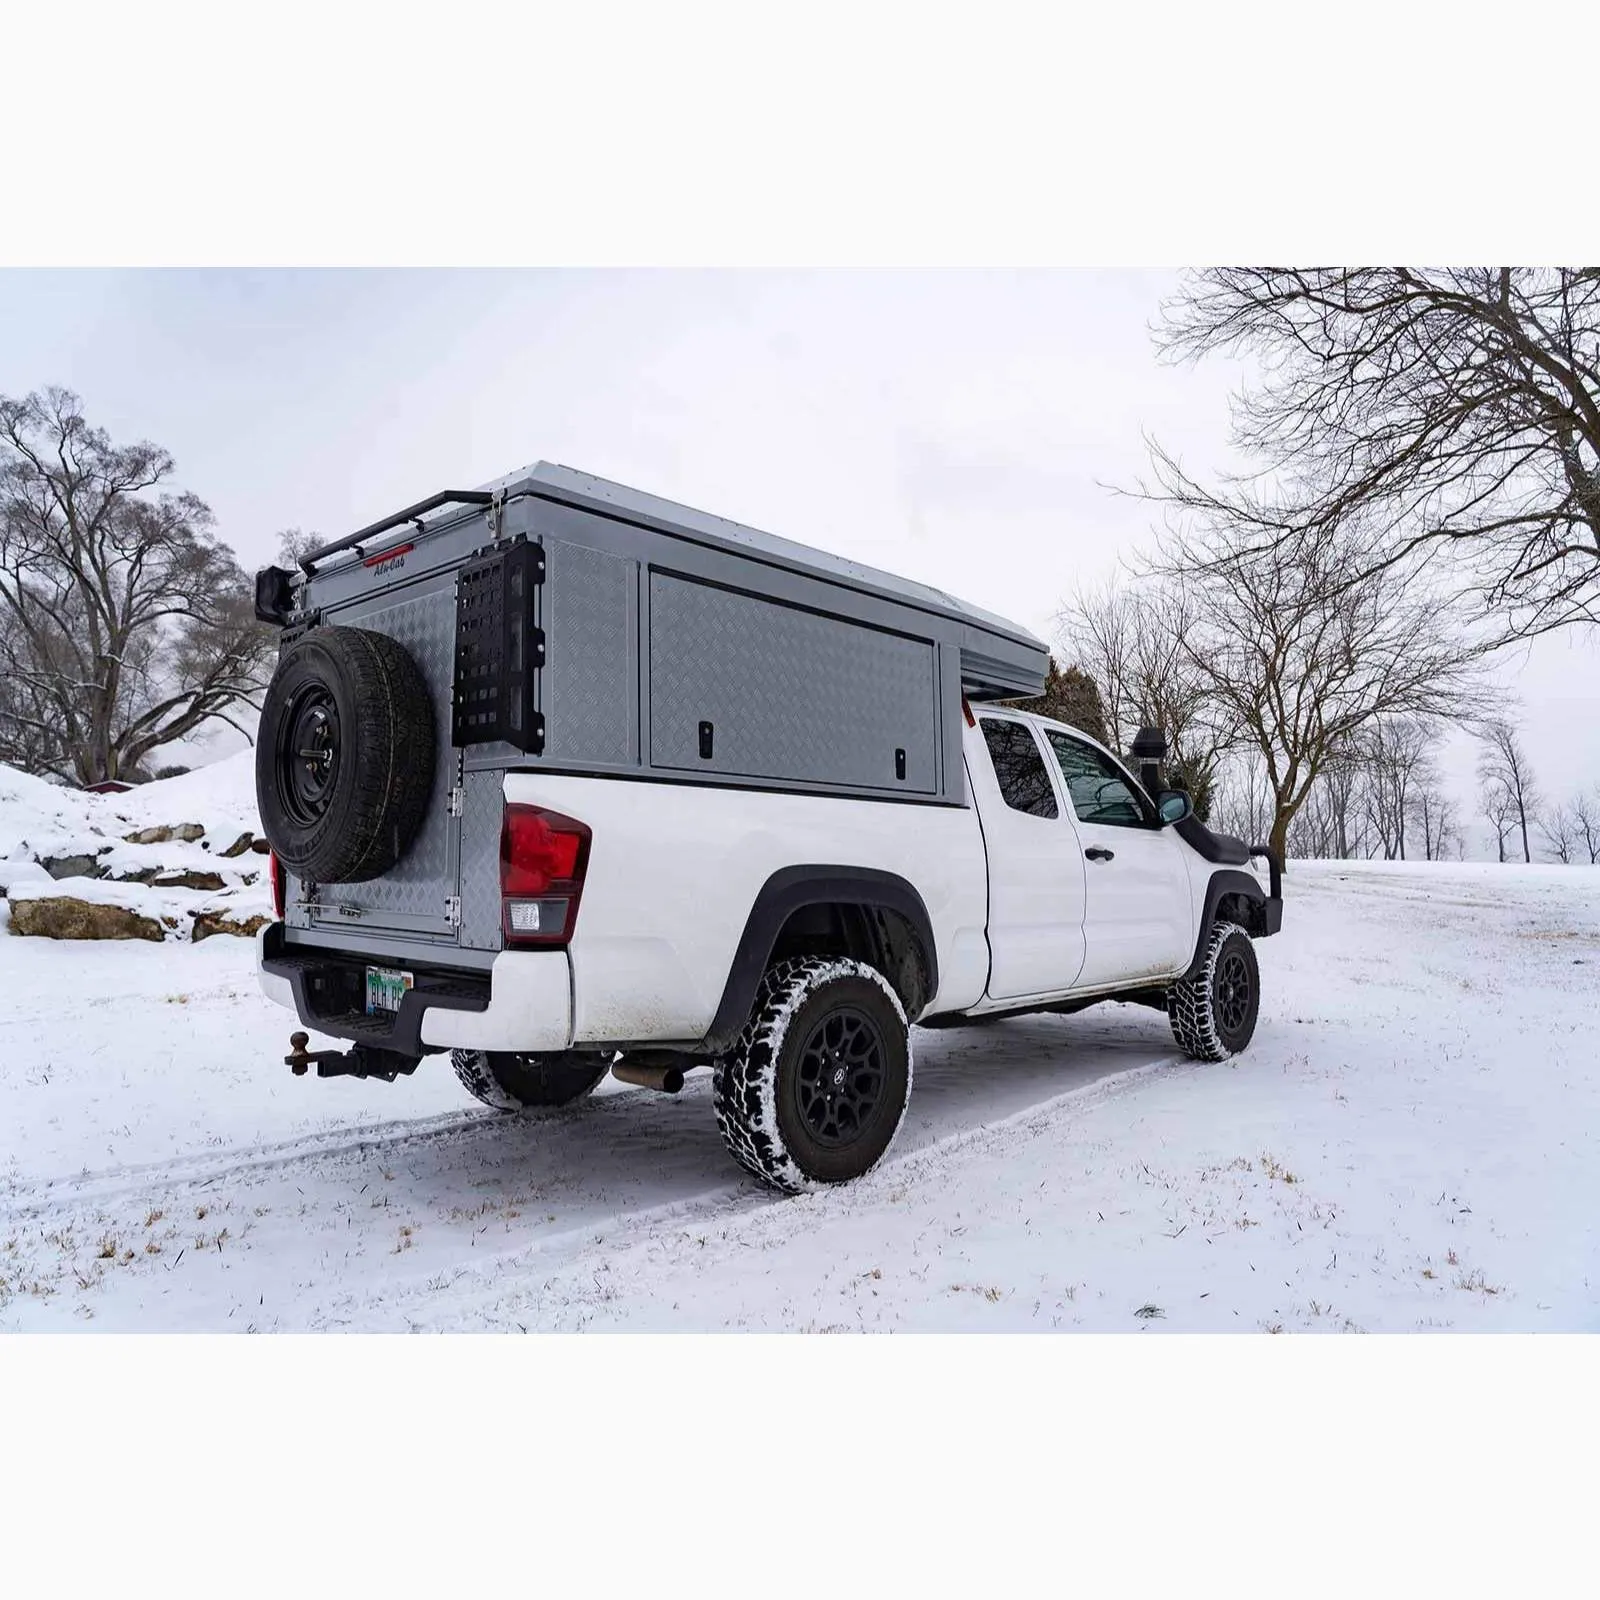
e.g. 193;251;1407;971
458;767;505;950
544;539;637;768
311;580;460;939
648;572;938;792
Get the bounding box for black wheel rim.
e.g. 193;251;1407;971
1216;948;1252;1034
796;1006;887;1149
276;682;341;829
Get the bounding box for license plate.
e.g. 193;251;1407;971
365;966;414;1015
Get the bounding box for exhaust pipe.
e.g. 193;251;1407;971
611;1060;686;1094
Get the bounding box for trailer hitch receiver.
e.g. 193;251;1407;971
285;1032;422;1082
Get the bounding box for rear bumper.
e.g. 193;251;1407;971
256;923;572;1055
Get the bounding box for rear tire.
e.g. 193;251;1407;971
451;1050;609;1111
712;957;912;1194
1166;921;1260;1062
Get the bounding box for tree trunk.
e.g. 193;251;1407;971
1269;809;1292;865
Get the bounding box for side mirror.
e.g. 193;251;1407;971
1157;790;1192;825
254;565;299;627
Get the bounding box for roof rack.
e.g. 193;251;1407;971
299;490;493;574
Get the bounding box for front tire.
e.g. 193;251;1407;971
451;1050;609;1111
1166;921;1260;1062
712;957;912;1194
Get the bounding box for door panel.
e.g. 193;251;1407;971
969;718;1086;999
1041;727;1192;987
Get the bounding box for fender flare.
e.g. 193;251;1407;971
703;866;938;1053
1180;868;1271;981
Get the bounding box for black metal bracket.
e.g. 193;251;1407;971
452;535;547;751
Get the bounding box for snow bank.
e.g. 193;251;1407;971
0;753;269;939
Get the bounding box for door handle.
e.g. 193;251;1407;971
1085;847;1115;862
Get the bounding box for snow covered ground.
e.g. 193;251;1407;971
1;859;1595;1332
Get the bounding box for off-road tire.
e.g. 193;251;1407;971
712;956;912;1194
256;625;436;884
1166;921;1260;1062
450;1050;610;1111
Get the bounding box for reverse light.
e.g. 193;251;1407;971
270;850;286;920
501;805;590;947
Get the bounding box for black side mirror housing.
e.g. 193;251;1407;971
1157;789;1193;825
254;566;299;627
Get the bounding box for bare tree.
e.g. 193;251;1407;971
1057;580;1236;819
1410;779;1459;862
1318;745;1368;858
1572;789;1600;863
1361;716;1439;860
1209;756;1276;848
1481;780;1518;863
1151;268;1600;643
1286;763;1366;859
1540;804;1576;864
1475;719;1539;864
0;387;272;784
1057;580;1137;746
277;528;326;568
1147;516;1477;862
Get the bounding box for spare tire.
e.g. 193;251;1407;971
256;626;436;884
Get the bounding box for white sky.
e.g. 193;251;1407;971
2;268;1596;835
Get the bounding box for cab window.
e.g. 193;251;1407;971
980;719;1058;819
1043;729;1153;828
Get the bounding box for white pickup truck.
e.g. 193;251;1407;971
253;465;1281;1191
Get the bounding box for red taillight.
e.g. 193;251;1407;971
500;805;590;946
269;850;286;920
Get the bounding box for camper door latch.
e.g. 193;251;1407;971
443;896;462;929
447;786;464;817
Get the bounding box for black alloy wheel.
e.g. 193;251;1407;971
794;1005;888;1150
1216;946;1254;1037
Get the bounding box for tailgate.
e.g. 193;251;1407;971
295;568;465;946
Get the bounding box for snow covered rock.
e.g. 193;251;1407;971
8;895;166;942
190;908;271;941
152;870;227;892
123;822;206;845
0;754;271;942
42;852;106;880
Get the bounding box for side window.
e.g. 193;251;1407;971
1044;730;1152;829
980;719;1058;819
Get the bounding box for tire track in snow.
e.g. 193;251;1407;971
0;1104;520;1221
378;1056;1181;1331
3;1041;1182;1331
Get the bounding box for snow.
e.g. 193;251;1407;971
1;858;1595;1331
0;754;269;934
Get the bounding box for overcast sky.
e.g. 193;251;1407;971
2;269;1595;834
